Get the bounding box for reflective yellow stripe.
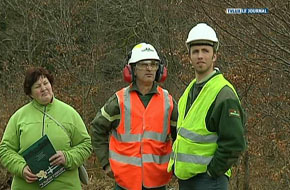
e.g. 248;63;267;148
101;107;120;122
170;120;177;127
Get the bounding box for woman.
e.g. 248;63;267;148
0;67;92;190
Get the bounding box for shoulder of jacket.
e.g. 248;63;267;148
13;102;34;115
55;98;75;110
216;86;239;105
52;98;81;118
102;93;120;115
106;93;119;105
157;86;174;97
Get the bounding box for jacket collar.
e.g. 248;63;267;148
31;96;55;111
129;82;159;95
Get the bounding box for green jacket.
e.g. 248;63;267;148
0;98;92;190
91;82;178;169
171;71;246;179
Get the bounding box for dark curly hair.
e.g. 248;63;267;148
23;67;54;96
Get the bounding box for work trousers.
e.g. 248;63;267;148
178;172;229;190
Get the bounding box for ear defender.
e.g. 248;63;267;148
123;51;134;83
155;56;168;82
155;63;167;83
123;64;133;83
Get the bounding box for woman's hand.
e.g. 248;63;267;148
49;151;66;166
23;165;38;183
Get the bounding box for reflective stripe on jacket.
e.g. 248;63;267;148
110;86;174;190
168;74;237;180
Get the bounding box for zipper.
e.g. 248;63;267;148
141;112;145;189
173;128;180;176
42;106;46;137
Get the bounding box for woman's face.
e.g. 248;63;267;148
30;75;53;105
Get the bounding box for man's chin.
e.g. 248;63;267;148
143;79;154;84
195;68;209;74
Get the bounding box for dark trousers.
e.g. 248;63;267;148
178;173;229;190
115;184;166;190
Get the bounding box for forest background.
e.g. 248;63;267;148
0;0;289;189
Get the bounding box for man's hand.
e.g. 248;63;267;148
104;165;114;179
23;165;38;183
49;151;66;166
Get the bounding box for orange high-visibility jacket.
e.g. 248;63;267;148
109;86;174;190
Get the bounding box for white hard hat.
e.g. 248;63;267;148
128;43;160;64
186;23;219;51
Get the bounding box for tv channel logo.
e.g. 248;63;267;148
226;8;269;14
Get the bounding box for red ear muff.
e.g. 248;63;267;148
123;51;133;83
123;64;133;83
159;66;167;82
155;64;167;82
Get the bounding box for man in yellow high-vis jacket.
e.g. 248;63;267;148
167;23;246;190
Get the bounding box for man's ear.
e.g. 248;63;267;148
133;66;137;76
188;53;192;63
212;53;217;62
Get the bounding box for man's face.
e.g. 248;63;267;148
189;45;217;76
134;60;159;84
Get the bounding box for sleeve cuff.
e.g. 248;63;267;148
207;170;212;177
102;163;110;170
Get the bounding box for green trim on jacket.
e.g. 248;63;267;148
0;98;92;190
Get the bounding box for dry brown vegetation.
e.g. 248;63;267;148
0;0;289;189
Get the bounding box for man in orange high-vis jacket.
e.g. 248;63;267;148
91;43;178;190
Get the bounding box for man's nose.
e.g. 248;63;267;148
197;52;203;59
